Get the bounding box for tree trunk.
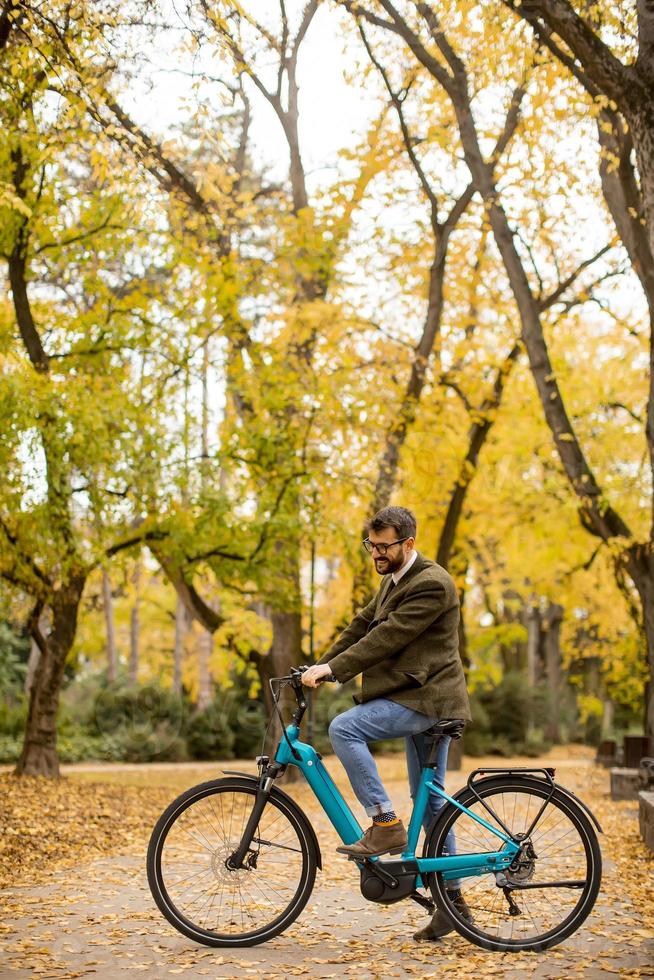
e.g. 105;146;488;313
24;637;41;696
627;115;654;725
250;542;304;780
129;558;141;684
602;699;614;738
624;546;654;738
629;101;654;286
173;594;186;694
262;606;304;755
197;628;213;711
526;604;542;687
494;0;654;740
15;575;86;777
457;600;470;675
542;602;564;743
102;569;117;682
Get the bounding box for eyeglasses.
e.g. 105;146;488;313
362;536;410;556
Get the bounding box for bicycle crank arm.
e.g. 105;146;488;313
360;857;399;888
410;891;435;913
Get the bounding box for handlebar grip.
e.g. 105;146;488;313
287;666;337;685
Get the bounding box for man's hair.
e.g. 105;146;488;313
365;506;417;541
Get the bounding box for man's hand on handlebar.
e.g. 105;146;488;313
300;664;334;688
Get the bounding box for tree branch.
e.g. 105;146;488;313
637;0;654;82
501;0;637;108
27;597;48;655
342;0;453;89
106;527;170;558
33;213;124;254
598;113;654;314
539;241;614;310
359;24;440;218
99;93;214;220
437;341;521;567
0;515;51;591
8;146;49;372
0;0;16;51
602;401;645;425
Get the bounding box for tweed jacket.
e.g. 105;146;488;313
317;551;471;721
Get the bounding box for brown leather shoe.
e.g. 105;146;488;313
336;821;408;858
413;889;474;941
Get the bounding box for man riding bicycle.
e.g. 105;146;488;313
301;505;473;941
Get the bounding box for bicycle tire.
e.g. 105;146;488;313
147;776;318;947
423;775;602;952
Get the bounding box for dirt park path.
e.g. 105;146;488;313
1;748;653;979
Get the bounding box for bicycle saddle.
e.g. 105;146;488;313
422;719;465;740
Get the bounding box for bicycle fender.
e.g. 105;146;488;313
552;782;603;834
221;771;323;869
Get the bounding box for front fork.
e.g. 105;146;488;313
227;759;284;869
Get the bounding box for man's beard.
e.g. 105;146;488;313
374;553;406;575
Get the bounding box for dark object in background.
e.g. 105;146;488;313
596;739;616;768
638;757;654;789
624;736;653;769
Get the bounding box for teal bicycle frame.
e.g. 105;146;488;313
275;722;520;882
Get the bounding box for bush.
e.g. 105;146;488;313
92;680;185;738
0;622;29;695
100;726;188;763
8;671;397;766
185;703;235;761
464;672;552;758
57;731;106;763
312;682;360;755
59;671;110;732
461;729;494;756
484;672;532;744
215;675;268;758
0;734;20;763
583;712;603;747
89;678;189;761
231;698;267;758
0;697;27;737
517;727;551;757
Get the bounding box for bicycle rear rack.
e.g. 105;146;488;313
467;766;556;789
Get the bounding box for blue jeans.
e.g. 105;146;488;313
328;698;457;861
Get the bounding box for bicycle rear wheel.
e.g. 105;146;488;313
424;775;601;952
147;776;317;946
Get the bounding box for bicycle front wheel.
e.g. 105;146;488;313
147;777;317;946
425;775;602;952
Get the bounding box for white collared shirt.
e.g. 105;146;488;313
392;548;417;584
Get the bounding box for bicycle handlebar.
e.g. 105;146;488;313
265;667;335;746
271;666;337;687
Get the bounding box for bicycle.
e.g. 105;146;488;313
147;667;602;953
